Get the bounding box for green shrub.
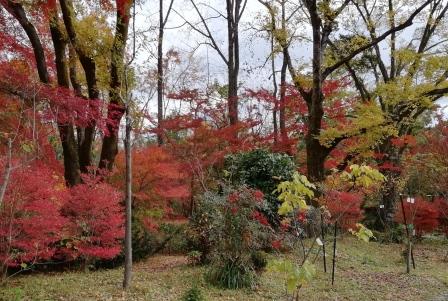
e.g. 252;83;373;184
224;149;295;227
159;223;189;254
187;250;202;266
251;251;268;272
181;285;205;301
374;224;405;243
224;149;295;192
132;217;157;261
191;185;273;288
206;259;257;289
186;196;220;263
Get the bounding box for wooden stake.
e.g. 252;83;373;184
331;221;337;286
321;213;327;273
400;195;412;273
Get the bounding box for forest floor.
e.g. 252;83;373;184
1;236;447;301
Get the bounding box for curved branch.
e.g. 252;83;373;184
323;0;432;79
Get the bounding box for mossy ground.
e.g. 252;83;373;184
1;237;447;301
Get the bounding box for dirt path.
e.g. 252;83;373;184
137;255;189;272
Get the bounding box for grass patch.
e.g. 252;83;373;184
1;237;447;301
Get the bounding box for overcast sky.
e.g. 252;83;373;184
132;0;447;114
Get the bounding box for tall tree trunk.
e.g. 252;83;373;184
271;34;278;144
378;169;400;230
99;1;132;170
279;51;287;143
157;0;165;145
306;0;326;184
376;139;403;230
49;15;81;186
3;0;49;84
189;0;244;126
3;0;81;186
226;0;241;126
68;45;86;152
60;0;99;173
123;104;132;289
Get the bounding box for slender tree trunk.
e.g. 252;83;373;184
226;0;241;126
189;0;242;126
157;0;165;145
123;104;132;289
0;139;12;210
270;31;278;144
279;51;287;142
122;0;136;287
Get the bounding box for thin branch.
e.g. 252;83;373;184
187;0;229;64
163;0;175;27
324;0;432;79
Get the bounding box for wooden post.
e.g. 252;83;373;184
400;195;411;273
321;213;327;273
331;221;337;285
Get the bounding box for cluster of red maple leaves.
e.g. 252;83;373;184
0;161;123;269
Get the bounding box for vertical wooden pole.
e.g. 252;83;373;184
331;221;337;285
400;195;411;273
321;213;327;273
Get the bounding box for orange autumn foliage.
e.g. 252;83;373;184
111;146;191;219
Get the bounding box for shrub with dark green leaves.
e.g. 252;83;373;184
224;149;295;226
190;185;273;288
251;250;268;272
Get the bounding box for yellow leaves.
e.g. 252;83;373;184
319;127;343;148
73;13;114;89
319;101;395;152
74;14;113;59
274;172;315;215
423;55;448;80
341;164;386;189
349;223;375;242
394;48;418;65
272;28;289;46
376;48;448;115
324;34;369;69
292;73;313;90
377;78;424;107
376;80;442;128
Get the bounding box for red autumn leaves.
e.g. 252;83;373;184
0;162;124;268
